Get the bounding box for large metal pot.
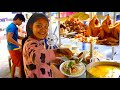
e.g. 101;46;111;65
86;61;120;78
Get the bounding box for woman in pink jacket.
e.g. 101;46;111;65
22;13;73;78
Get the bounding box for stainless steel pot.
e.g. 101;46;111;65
86;61;120;78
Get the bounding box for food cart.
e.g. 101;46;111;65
49;12;120;78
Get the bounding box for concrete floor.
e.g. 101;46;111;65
0;37;19;78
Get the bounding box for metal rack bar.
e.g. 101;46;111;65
111;46;114;60
90;43;93;59
58;12;61;48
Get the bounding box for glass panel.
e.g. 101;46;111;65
51;12;120;62
93;12;120;61
47;12;60;48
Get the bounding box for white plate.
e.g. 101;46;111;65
59;60;86;77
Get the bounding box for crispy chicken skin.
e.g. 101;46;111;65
98;14;119;40
89;15;101;36
88;14;119;45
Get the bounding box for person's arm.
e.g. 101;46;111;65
18;35;25;40
7;32;21;47
53;48;73;58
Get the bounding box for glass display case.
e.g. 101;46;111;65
45;12;61;49
22;12;120;78
94;12;120;60
51;12;120;63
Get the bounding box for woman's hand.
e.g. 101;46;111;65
50;58;63;69
54;48;73;58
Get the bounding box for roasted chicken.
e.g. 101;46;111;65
88;15;101;37
88;14;119;45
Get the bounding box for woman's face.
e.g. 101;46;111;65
32;18;49;40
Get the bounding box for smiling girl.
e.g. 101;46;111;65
22;13;73;78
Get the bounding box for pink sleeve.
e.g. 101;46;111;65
24;39;56;64
47;50;56;62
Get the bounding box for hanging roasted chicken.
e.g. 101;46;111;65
60;13;120;45
88;15;101;37
94;14;119;45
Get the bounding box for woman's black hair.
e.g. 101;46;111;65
26;13;49;37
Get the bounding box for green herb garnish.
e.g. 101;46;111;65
68;61;74;68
